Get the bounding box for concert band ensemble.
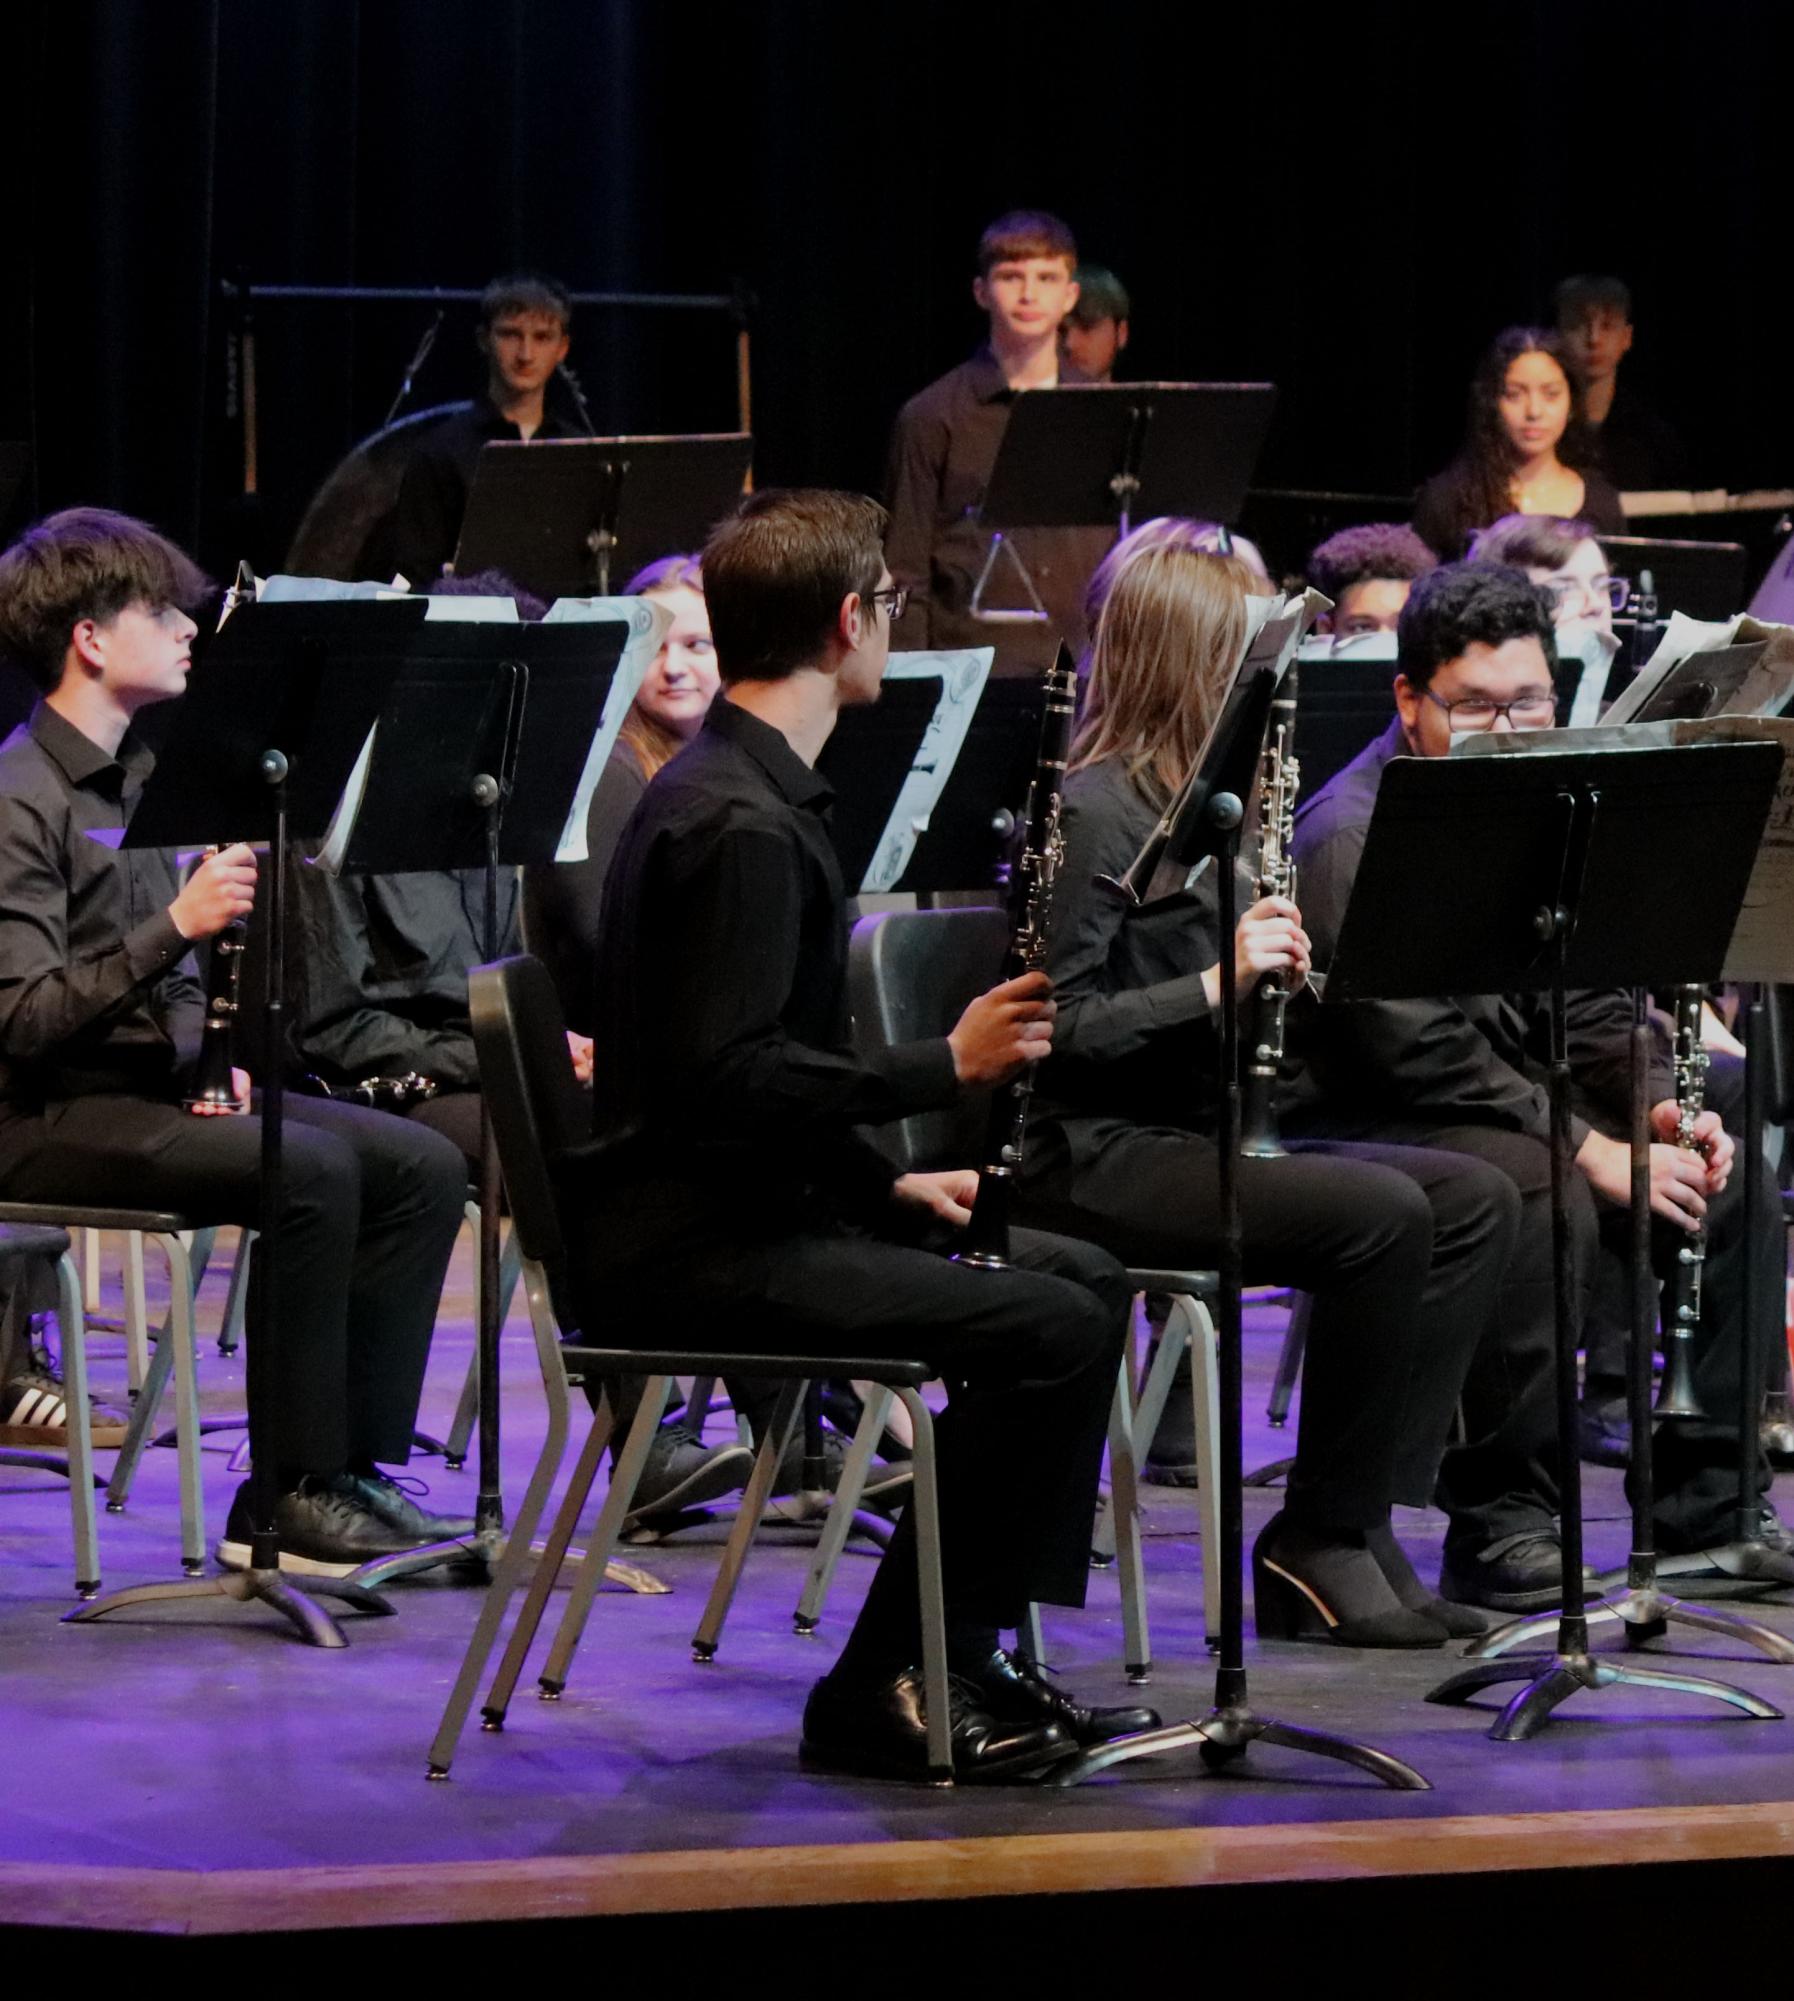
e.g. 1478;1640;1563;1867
1;208;1784;1786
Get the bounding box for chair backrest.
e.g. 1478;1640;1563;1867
468;955;589;1294
847;906;1007;1173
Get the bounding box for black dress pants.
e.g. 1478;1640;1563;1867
0;1092;466;1475
1019;1123;1518;1529
596;1220;1129;1636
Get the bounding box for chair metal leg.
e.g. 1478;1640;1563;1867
1180;1294;1224;1651
483;1398;613;1723
219;1229;253;1355
123;1233;149;1394
539;1375;675;1695
54;1250;100;1597
82;1228;102;1315
794;1383;891;1633
107;1311;175;1511
444;1347;480;1468
899;1389;953;1784
1266;1292;1309;1427
444;1207;520;1467
159;1236;206;1575
1106;1355;1152;1680
691;1379;804;1661
427;1282;578;1777
1019;1601;1045;1662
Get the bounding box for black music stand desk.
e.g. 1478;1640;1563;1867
1325;737;1784;1739
319;614;634;1592
455;432;752;600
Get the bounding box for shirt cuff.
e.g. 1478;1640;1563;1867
125;911;192;984
876;1037;961;1114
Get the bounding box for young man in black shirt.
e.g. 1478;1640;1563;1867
391;273;584;587
884;211;1110;669
579;487;1150;1782
1289;562;1783;1611
1553;274;1690;493
0;508;472;1576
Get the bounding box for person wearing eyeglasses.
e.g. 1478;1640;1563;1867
1287;562;1787;1613
1467;513;1625;639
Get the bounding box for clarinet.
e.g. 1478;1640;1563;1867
955;647;1081;1271
1240;663;1299;1160
185;873;249;1115
1655;984;1708;1419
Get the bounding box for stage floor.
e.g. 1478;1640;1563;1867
8;1228;1794;1939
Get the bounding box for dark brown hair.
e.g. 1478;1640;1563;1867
1467;513;1599;573
977;209;1077;277
479;271;572;332
701;490;886;685
0;507;211;691
1307;522;1439;600
1445;326;1596;535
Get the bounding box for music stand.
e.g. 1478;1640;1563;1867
67;599;426;1647
1320;737;1785;1738
970;383;1276;621
822;662;1039;895
1052;607;1428;1794
454;432;752;599
316;616;634;1591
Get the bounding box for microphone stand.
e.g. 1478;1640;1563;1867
383;308;446;429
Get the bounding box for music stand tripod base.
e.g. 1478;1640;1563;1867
64;1564;395;1648
1468;1568;1794;1665
347;1529;666;1597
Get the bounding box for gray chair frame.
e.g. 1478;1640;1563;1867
428;957;958;1783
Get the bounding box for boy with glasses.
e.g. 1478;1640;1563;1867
1285;562;1785;1613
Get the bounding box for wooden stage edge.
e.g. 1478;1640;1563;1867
13;1799;1794;1936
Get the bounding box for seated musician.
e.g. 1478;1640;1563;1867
0;508;472;1575
391;272;584;588
1060;263;1130;384
1306;522;1438;638
1553;274;1690;493
883;209;1111;669
575;486;1155;1782
1013;529;1519;1645
1411;327;1625;560
522;553;881;1529
1289;561;1788;1606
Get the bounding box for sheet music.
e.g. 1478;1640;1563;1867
1296;630;1396;665
856;648;995;893
540;596;666;861
1602;612;1794;724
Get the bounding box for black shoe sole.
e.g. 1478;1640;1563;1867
622;1445;755;1529
216;1536;362;1579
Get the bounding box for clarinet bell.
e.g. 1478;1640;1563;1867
1654;1328;1704;1421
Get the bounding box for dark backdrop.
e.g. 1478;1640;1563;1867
5;0;1789;578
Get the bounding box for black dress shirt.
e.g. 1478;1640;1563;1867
1028;758;1230;1155
1409;464;1627;560
291;857;520;1088
582;697;960;1274
520;739;647;1038
1591;380;1691;492
1287;717;1665;1147
391;398;582;587
883;347;1112;668
0;702;203;1140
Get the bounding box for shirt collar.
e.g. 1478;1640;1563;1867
28;699;152;793
704;697;834;812
967;344;1093;403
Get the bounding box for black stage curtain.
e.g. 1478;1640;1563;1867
4;0;1789;577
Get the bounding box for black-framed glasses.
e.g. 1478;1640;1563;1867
1544;573;1630;615
868;586;909;622
1422;686;1557;732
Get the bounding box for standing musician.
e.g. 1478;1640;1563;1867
391;272;585;588
883;210;1110;668
1288;561;1789;1609
1013;524;1520;1646
0;508;473;1577
573;487;1157;1782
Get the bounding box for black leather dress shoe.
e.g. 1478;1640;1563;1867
801;1668;1074;1783
335;1471;478;1542
1439;1532;1598;1613
970;1648;1160;1746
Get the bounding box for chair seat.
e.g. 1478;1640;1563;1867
0;1202;194;1235
562;1344;934;1389
0;1221;72;1262
1126;1267;1218;1296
